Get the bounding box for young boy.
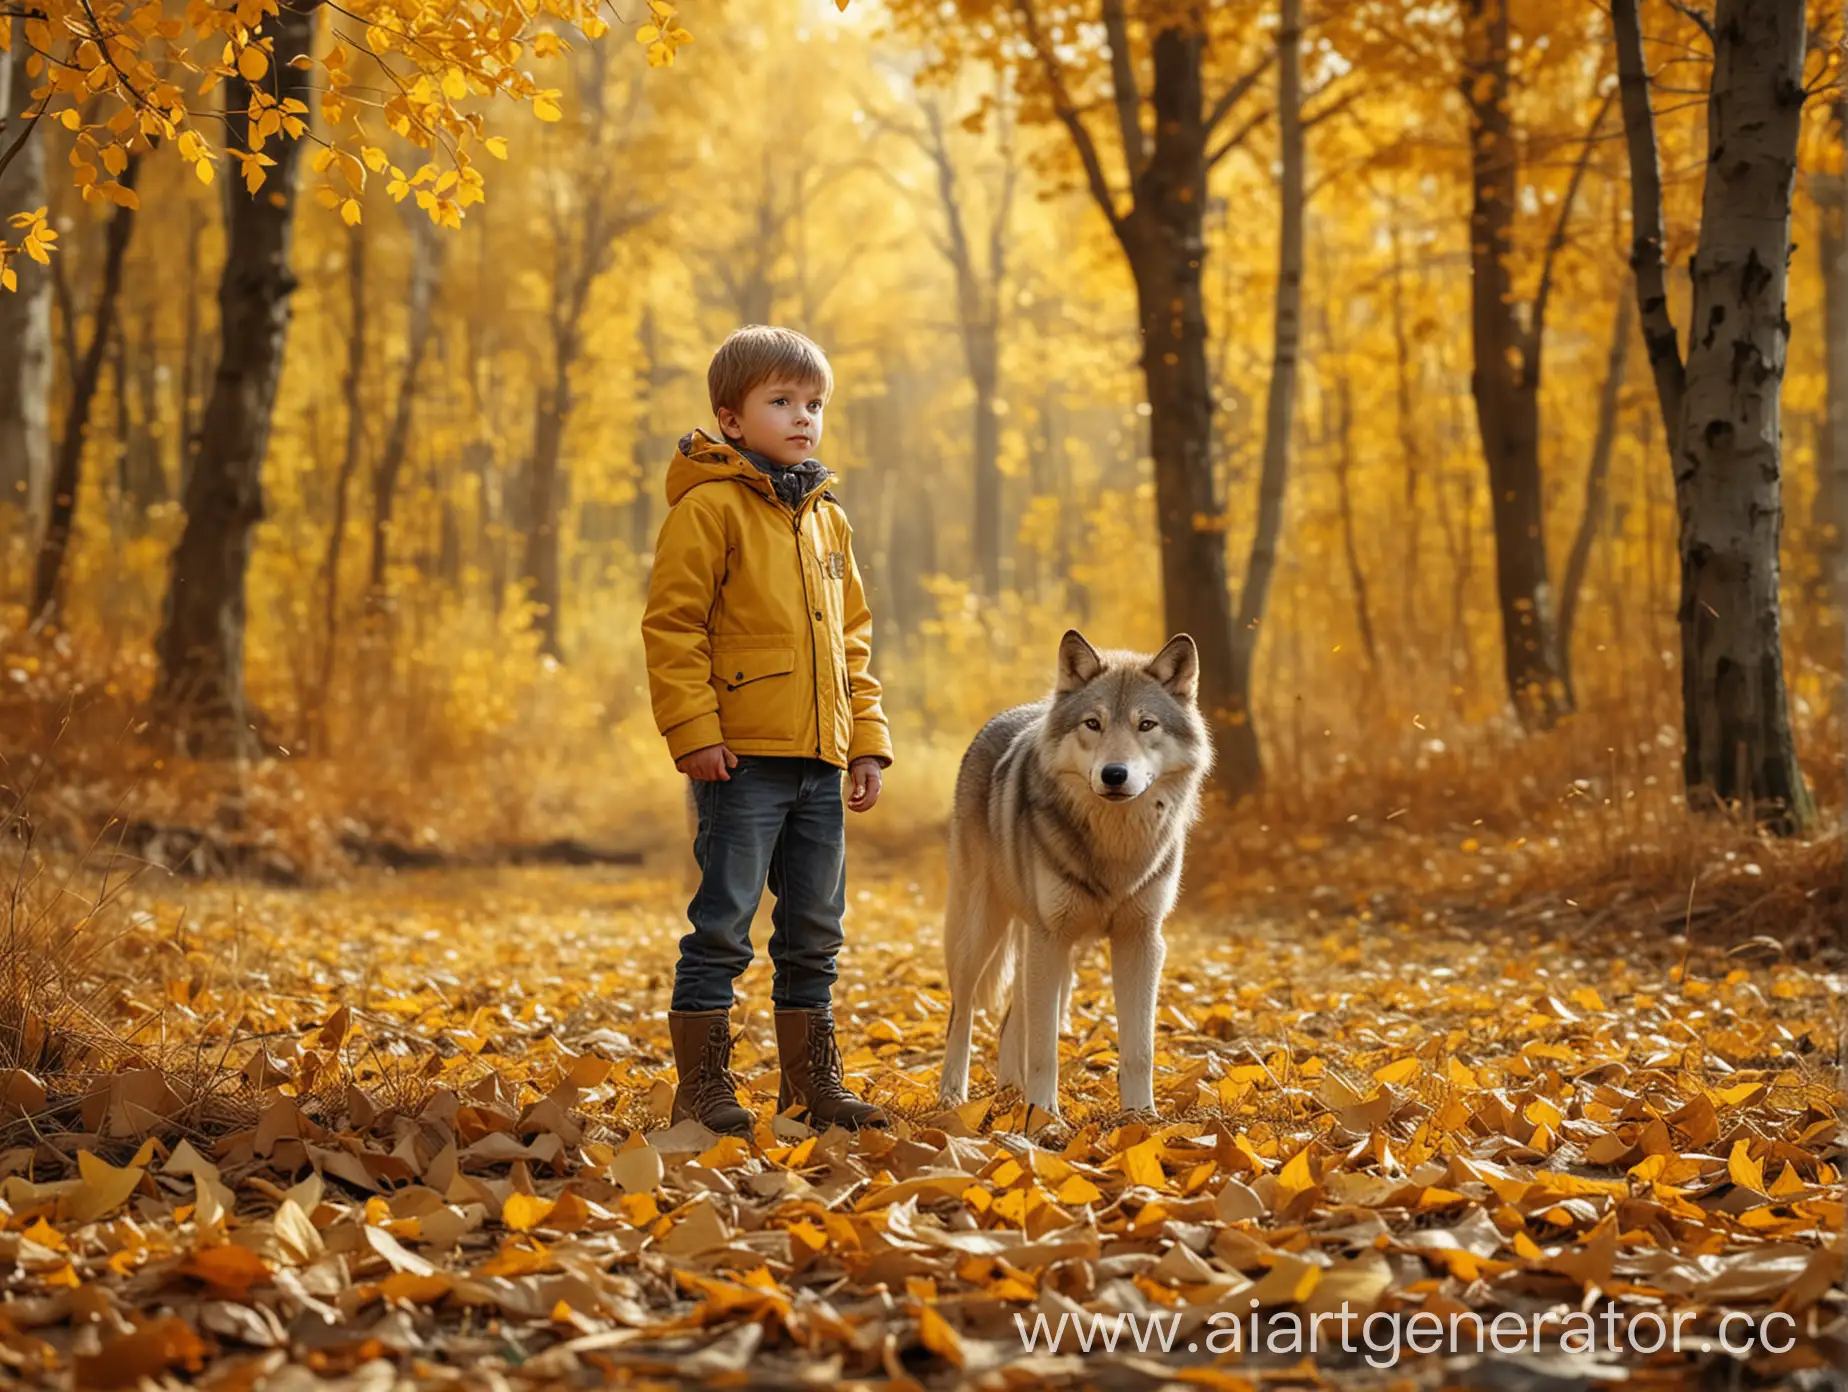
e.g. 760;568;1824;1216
642;325;893;1137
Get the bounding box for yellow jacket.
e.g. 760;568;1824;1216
641;429;894;770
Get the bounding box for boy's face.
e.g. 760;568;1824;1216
717;378;827;468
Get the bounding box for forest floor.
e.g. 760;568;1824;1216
0;825;1842;1390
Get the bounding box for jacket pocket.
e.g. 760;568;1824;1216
711;645;798;741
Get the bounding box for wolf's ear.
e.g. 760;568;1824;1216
1056;630;1104;692
1146;634;1199;699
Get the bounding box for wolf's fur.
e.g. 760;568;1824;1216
937;630;1212;1122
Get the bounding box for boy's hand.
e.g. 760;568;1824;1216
847;757;883;813
678;744;739;781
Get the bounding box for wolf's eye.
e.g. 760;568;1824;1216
1138;719;1158;732
1083;717;1102;732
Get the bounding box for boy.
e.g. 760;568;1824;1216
642;325;893;1137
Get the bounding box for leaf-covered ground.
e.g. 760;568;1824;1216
0;843;1842;1389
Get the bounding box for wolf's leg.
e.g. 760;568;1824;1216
1019;925;1071;1121
943;882;1011;1105
1109;924;1166;1114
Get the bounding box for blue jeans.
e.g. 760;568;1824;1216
671;755;846;1012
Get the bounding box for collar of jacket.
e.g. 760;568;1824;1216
666;427;837;511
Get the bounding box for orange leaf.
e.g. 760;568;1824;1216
502;1192;555;1232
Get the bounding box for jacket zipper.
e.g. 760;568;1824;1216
784;489;828;759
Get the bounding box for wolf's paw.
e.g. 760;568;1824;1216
1024;1105;1073;1150
1112;1105;1161;1130
934;1090;967;1113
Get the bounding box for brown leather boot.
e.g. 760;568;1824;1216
668;1009;753;1137
775;1008;889;1131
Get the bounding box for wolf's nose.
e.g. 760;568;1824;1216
1101;763;1129;788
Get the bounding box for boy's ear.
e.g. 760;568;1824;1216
715;407;743;441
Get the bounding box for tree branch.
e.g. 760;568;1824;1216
1205;106;1272;171
1664;0;1714;43
1205;50;1275;138
1100;0;1145;180
1011;0;1124;236
1528;85;1615;372
1612;0;1686;455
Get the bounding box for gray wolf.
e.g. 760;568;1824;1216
936;629;1212;1127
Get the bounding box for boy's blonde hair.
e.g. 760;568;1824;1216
708;325;834;421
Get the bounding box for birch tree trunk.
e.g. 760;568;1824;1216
1613;0;1813;831
1673;0;1812;828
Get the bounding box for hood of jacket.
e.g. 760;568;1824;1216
666;427;833;509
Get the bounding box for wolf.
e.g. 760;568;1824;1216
936;629;1213;1127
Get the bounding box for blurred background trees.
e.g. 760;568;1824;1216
0;0;1841;857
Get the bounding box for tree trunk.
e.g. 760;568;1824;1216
367;222;440;596
1223;0;1303;796
1558;295;1632;687
32;156;142;629
1331;372;1380;680
1817;97;1848;617
1673;0;1812;830
125;297;169;516
970;351;1003;598
1462;0;1571;729
1125;22;1246;794
149;0;317;757
0;45;52;529
177;202;206;495
522;354;572;660
1389;222;1423;661
307;221;367;752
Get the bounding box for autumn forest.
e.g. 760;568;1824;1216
0;0;1842;1385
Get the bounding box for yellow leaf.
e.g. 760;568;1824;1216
696;1134;750;1170
442;67;467;100
1373;1057;1422;1087
917;1302;964;1368
339;198;361;226
238;46;268;81
484;136;508;160
66;1150;146;1224
60;109;81;131
1120;1138;1165;1189
23;1216;66;1250
2;267;16;294
502;1192;555;1232
533;94;562;122
786;1219;827;1251
195;158;215;186
1447;1056;1477;1088
1728;1139;1766;1194
1055;1174;1101;1206
1277;1146;1316;1195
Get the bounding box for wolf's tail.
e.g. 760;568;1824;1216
945;877;1018;1024
974;919;1018;1020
